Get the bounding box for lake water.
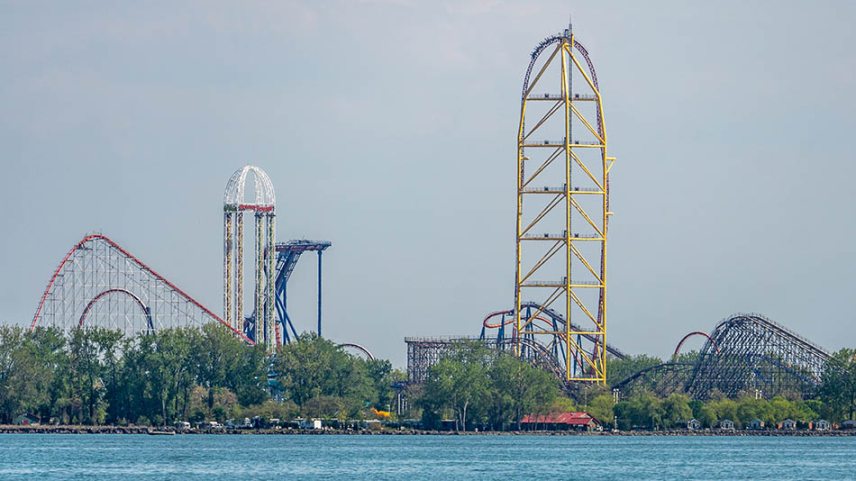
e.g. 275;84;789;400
0;434;854;480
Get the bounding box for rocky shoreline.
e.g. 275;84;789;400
1;425;854;436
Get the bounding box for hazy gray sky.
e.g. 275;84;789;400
1;1;854;367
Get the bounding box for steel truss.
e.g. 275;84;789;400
515;26;615;383
31;234;249;341
273;240;331;345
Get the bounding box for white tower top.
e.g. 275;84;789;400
224;165;276;209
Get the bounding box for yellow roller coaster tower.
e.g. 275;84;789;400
515;25;615;384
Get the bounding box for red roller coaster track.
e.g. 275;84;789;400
672;331;719;359
31;233;253;343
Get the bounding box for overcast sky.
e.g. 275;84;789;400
1;1;854;367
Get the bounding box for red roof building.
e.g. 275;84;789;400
520;412;602;431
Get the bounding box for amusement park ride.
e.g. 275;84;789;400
31;165;331;350
26;23;833;400
405;24;832;399
222;165;331;349
411;23;618;385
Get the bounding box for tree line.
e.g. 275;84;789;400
602;351;856;428
1;324;854;431
415;348;856;431
0;325;402;426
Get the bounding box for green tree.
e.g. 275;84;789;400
190;323;264;413
607;355;663;386
124;328;198;426
64;328;124;424
0;327;42;422
697;403;718;428
735;396;775;427
30;327;69;423
819;348;856;422
614;391;663;430
421;342;491;431
232;342;270;407
661;393;692;429
487;352;560;430
586;394;615;427
419;343;564;431
769;396;797;423
706;398;738;426
238;399;299;423
302;395;347;419
363;358;404;412
273;333;373;415
188;385;239;422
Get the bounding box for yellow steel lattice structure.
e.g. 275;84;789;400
515;27;615;383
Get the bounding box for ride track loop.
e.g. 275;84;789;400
672;331;720;359
78;288;152;331
338;343;375;361
480;301;627;384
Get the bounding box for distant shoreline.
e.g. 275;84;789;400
1;425;854;437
